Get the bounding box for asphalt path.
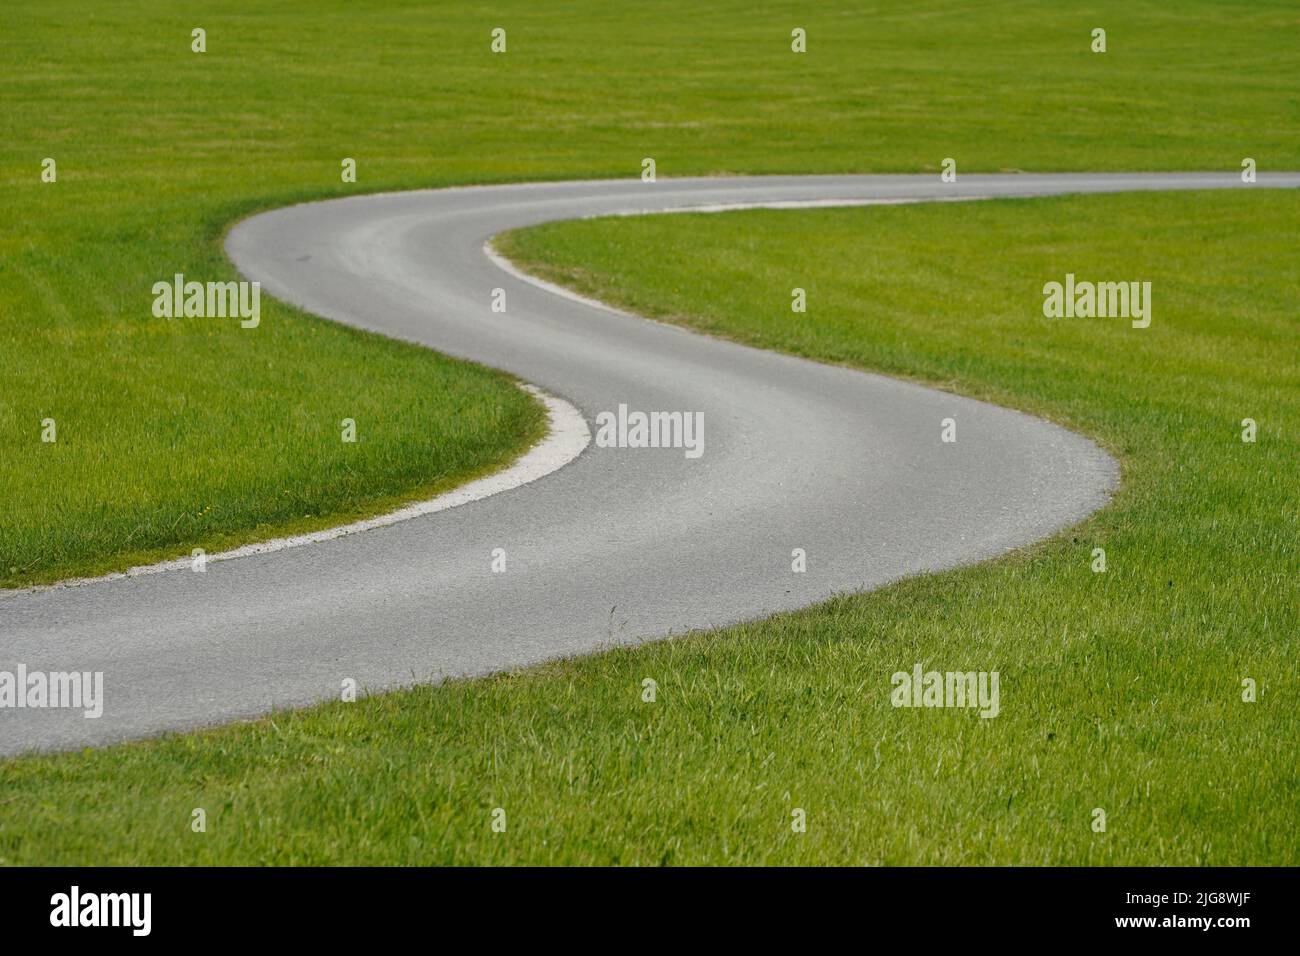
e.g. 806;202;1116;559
5;172;1292;755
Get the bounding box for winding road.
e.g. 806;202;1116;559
4;172;1293;756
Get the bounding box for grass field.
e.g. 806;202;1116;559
3;0;1300;586
2;189;1295;864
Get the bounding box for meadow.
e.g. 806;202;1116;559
1;1;1296;864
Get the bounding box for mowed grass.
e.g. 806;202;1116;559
3;0;1300;585
3;190;1296;865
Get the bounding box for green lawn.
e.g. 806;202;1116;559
3;189;1295;864
3;0;1299;585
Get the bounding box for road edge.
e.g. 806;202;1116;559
0;385;590;598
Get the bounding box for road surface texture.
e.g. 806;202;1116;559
5;173;1293;755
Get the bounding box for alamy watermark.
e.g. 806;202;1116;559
50;886;150;936
594;404;704;459
891;663;999;718
0;665;103;718
1042;274;1151;328
152;273;260;328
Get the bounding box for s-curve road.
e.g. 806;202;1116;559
4;173;1295;756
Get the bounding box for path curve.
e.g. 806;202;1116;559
4;173;1294;755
